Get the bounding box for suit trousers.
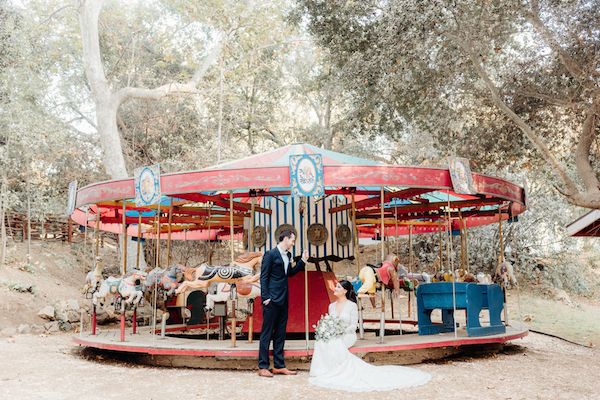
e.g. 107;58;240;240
258;301;288;369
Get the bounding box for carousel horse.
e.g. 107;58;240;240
494;260;517;289
82;257;104;295
432;271;454;282
456;268;477;283
145;265;185;297
358;254;430;297
92;270;147;308
476;272;492;284
205;274;261;311
176;252;263;295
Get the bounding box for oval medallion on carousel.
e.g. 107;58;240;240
252;226;266;248
307;223;328;246
336;224;352;246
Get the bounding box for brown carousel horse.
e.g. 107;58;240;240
175;252;263;294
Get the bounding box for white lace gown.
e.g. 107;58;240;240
309;301;431;392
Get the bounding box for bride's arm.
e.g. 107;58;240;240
346;302;358;333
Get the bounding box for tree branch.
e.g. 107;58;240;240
115;41;222;104
67;104;96;128
575;102;600;192
455;35;579;196
529;0;590;85
517;88;579;109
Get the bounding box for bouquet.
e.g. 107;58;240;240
313;313;347;342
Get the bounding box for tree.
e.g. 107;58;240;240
296;0;600;209
78;0;221;180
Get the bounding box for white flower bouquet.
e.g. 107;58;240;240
313;313;347;342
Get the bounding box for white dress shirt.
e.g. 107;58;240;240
277;244;290;274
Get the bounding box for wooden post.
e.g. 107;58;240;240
26;184;31;262
247;299;254;343
167;198;173;266
0;182;6;267
352;193;359;274
121;201;127;275
132;307;137;334
91;305;97;335
67;218;72;244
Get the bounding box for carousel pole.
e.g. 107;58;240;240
121;201;127;275
499;208;509;325
352;193;359;274
459;212;465;271
95;209;100;260
394;206;399;254
152;203;161;343
136;214;142;270
156;202;161;268
379;186;385;344
83;207;88;256
438;225;443;272
229;191;236;348
248;200;256;344
394;205;402;335
91;210;100;336
120;201;127;342
302;198;309;353
447;194;458;339
167;198;173;267
408;224;413;320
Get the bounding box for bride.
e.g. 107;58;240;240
309;280;431;392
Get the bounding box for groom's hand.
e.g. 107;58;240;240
301;249;309;262
263;299;271;306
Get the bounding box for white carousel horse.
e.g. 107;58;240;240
175;252;263;295
92;270;147;308
82;257;104;295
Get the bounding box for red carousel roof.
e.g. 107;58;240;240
71;143;526;240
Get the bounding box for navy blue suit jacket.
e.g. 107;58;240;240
260;247;305;305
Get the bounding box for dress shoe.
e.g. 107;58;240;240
258;368;274;378
272;368;297;375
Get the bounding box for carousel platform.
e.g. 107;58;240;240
72;322;528;369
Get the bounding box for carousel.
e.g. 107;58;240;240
71;143;528;369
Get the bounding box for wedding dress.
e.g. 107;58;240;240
309;301;431;392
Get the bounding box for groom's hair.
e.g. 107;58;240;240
278;229;295;243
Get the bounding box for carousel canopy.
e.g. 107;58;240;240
71;143;526;244
566;210;600;237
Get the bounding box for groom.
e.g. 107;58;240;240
258;229;308;377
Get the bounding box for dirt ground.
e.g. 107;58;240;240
0;332;597;400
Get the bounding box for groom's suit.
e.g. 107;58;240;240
258;246;305;370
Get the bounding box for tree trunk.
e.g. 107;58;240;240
96;99;129;179
0;180;6;268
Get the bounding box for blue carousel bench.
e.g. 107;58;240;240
416;282;505;337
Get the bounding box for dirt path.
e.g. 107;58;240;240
0;332;596;400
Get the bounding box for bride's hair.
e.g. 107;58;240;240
339;280;357;303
